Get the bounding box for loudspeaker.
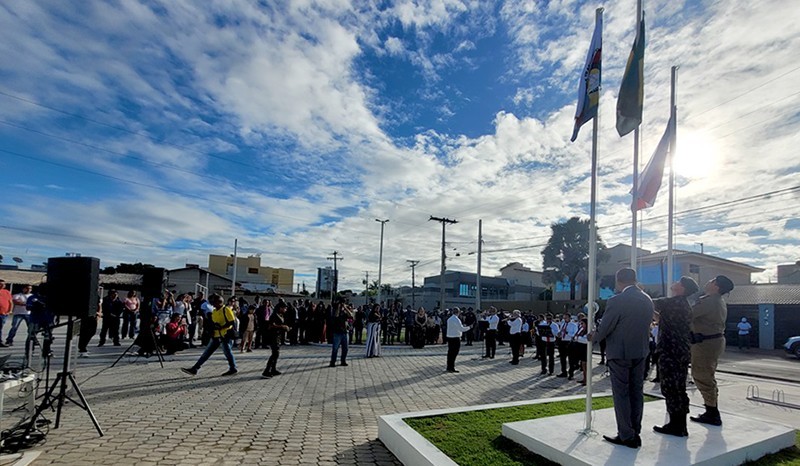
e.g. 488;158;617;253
142;267;166;298
46;256;100;317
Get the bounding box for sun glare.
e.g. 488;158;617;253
672;130;719;178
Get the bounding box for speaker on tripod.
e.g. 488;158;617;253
24;256;104;438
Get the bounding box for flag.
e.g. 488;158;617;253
570;14;603;142
633;115;674;210
616;14;645;137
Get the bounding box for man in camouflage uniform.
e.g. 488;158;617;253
690;275;734;427
652;276;699;437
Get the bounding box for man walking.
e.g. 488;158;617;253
593;268;654;449
181;294;238;376
445;308;472;373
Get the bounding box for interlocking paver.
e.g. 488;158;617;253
4;343;629;464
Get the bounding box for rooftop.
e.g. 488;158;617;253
727;284;800;305
632;249;765;273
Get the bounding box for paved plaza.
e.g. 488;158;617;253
2;342;799;465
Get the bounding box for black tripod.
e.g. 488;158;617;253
110;314;164;369
24;316;104;437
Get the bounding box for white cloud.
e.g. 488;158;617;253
0;0;798;293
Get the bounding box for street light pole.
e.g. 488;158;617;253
376;218;389;308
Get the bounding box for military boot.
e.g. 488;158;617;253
690;405;722;426
654;411;689;437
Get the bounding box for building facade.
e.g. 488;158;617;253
777;262;800;284
207;254;294;292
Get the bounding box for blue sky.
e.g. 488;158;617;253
1;0;799;291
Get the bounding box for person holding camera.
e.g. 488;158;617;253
164;313;189;355
181;294;238;376
263;301;290;378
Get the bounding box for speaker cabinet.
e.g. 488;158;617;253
46;256;100;317
142;267;166;299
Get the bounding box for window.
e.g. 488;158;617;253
689;264;700;274
248;268;259;274
459;283;471;297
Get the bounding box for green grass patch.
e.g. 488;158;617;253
405;397;800;466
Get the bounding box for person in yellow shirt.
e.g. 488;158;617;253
181;294;238;376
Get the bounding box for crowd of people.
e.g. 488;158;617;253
3;268;736;451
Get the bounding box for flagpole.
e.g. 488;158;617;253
667;65;678;296
630;0;643;270
584;6;603;434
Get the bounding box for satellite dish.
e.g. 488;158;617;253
12;257;23;263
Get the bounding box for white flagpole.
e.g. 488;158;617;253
585;6;603;434
630;0;643;270
666;66;678;297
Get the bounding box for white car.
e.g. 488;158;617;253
784;336;800;359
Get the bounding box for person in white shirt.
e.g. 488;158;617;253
508;310;523;365
6;285;33;346
737;317;752;350
445;308;472;373
557;313;578;377
481;307;500;359
537;313;560;375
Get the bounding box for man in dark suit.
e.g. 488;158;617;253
593;268;654;449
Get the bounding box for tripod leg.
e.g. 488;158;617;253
23;373;63;437
66;373;104;437
110;338;139;368
150;326;165;368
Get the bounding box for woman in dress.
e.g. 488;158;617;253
411;307;427;349
365;304;382;358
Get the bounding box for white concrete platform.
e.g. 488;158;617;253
503;405;796;466
379;394;609;466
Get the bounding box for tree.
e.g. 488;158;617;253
541;217;608;300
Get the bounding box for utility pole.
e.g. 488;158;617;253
231;238;238;298
407;260;420;309
363;271;370;304
375;218;389;308
476;219;483;312
429;216;457;312
327;251;342;303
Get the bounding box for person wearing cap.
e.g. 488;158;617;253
690;275;734;426
481;307;500;359
445;307;472;373
737;317;752;350
652;276;699;437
